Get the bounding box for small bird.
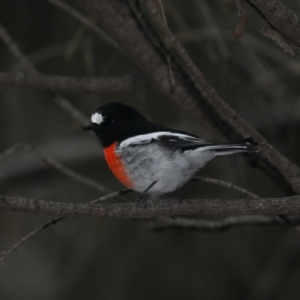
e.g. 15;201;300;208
83;102;257;196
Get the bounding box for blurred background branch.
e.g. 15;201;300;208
0;143;109;192
148;215;289;231
80;0;300;196
0;72;149;93
246;0;300;56
0;21;89;125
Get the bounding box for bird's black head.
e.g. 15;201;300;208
83;102;149;147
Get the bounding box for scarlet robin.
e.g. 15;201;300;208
83;102;257;196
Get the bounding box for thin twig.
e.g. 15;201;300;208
51;93;89;125
193;176;260;199
0;143;130;265
157;0;174;86
0;21;88;126
144;0;300;195
80;0;300;195
193;176;300;230
149;178;285;231
0;72;148;93
0;143;108;193
149;215;287;232
231;0;247;39
194;0;228;57
0;23;36;74
0;189;131;266
46;0;119;49
0;143;25;159
246;0;300;56
261;26;300;57
127;0;170;60
0;217;63;266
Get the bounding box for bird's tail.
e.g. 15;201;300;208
205;137;258;156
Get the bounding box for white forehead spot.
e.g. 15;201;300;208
91;112;104;125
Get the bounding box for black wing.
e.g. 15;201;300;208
156;133;211;151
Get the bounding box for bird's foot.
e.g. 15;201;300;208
136;194;148;209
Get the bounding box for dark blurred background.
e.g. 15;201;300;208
1;0;300;299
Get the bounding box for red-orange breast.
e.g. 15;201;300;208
103;142;133;189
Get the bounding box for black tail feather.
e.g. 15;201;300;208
212;137;258;156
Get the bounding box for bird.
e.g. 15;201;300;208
83;102;257;197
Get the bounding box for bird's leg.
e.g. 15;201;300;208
136;181;157;208
171;195;182;219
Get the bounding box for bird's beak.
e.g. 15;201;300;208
82;124;98;131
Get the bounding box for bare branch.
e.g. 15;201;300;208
0;143;24;159
2;194;300;218
78;0;300;195
246;0;300;56
51;94;89;125
231;0;247;39
0;189;131;266
157;0;174;86
193;176;300;229
0;217;63;266
261;26;300;57
0;23;37;74
46;0;119;49
148;216;287;232
193;176;261;200
0;21;88;125
0;72;149;93
143;0;300;195
0;143;109;193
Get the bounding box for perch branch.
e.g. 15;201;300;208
1;195;300;218
0;189;131;266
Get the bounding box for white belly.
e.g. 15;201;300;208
117;143;215;194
